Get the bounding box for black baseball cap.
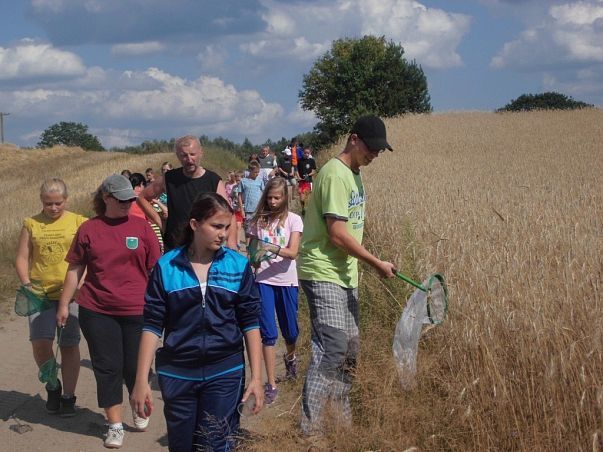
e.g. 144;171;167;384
350;115;393;152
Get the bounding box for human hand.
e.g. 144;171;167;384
56;305;69;328
375;260;396;278
241;379;264;415
130;382;153;419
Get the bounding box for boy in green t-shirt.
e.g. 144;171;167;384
298;116;397;435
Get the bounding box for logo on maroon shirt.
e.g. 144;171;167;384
126;237;139;250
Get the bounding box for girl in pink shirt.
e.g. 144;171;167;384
248;177;303;404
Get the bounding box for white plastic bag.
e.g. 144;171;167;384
392;279;431;389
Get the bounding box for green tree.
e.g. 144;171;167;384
299;35;431;148
240;137;256;156
497;92;593;112
38;121;104;151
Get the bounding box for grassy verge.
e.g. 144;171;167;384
0;145;245;317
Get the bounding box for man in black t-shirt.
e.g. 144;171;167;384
276;150;295;203
137;135;237;250
296;146;317;214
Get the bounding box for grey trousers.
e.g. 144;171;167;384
299;280;360;435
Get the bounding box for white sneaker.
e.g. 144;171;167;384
104;426;124;449
132;410;150;431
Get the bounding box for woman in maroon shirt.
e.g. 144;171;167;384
57;174;160;449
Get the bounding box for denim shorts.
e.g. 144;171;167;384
29;302;80;347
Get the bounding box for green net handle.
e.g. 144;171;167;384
395;272;426;292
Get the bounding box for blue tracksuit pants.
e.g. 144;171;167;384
158;368;244;452
257;283;299;346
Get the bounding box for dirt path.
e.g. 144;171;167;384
0;310;304;451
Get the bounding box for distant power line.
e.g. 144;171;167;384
0;112;10;144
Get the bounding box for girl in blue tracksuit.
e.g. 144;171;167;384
130;192;264;452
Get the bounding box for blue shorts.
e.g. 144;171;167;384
29;302;80;347
257;283;299;346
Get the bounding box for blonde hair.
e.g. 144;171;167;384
40;178;68;198
250;177;289;230
174;135;201;152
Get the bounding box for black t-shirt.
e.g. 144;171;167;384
278;156;293;179
165;168;221;249
297;157;317;182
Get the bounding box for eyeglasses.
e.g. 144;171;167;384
110;195;135;204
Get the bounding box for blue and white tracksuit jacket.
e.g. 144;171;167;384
143;245;260;381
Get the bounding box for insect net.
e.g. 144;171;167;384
14;284;53;317
247;237;281;267
392;274;448;388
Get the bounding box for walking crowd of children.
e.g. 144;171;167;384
14;116;395;451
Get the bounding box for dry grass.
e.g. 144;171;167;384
235;109;602;451
0;144;242;297
316;109;602;451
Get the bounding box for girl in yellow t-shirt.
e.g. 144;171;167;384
15;178;87;417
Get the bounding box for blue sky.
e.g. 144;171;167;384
1;0;601;148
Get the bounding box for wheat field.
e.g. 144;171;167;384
323;109;602;450
0;110;601;450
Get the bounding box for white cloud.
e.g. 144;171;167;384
28;0;267;45
360;0;471;68
549;2;603;26
0;65;285;146
491;1;603;69
490;1;603;106
197;45;229;71
0;40;85;80
287;104;317;128
20;129;44;144
95;128;147;148
31;0;66;13
542;66;603;102
239;0;471;69
26;0;470;70
240;36;328;62
111;41;165;56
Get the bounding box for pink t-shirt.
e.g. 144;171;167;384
66;215;161;316
129;186;146;219
251;212;303;286
225;182;236;207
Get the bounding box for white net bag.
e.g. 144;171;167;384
392;274;448;389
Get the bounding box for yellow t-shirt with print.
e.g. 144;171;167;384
24;211;87;301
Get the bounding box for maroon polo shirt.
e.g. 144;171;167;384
66;215;161;316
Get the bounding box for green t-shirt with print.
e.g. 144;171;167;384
298;157;365;288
